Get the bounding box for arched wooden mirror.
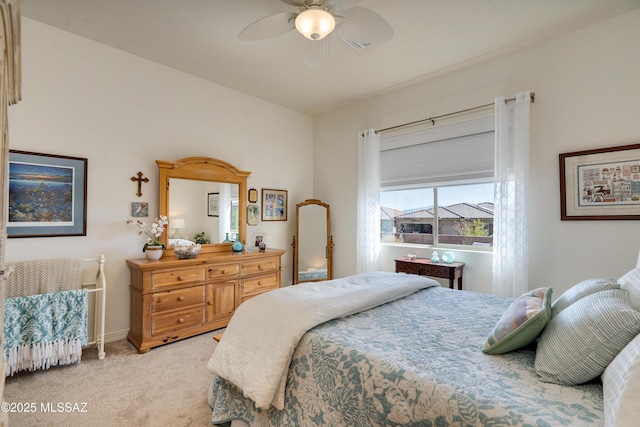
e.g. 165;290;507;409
157;157;249;255
293;199;333;284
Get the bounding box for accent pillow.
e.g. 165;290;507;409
535;289;640;385
550;277;619;317
618;267;640;310
602;333;640;427
482;287;552;355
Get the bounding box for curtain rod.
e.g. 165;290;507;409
375;92;535;134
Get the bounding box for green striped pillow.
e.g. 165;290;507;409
535;289;640;385
551;277;619;317
483;287;553;355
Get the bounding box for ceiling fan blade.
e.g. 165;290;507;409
298;34;331;68
238;12;297;41
280;0;306;6
334;6;393;43
332;0;362;12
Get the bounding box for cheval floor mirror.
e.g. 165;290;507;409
292;199;333;285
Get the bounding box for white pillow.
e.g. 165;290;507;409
602;333;640;427
618;268;640;310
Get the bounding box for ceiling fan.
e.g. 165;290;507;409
238;0;393;68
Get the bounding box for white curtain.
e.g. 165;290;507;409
219;184;231;241
356;129;381;273
493;91;531;297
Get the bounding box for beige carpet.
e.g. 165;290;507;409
3;330;223;426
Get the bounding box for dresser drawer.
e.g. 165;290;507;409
242;258;277;276
152;307;205;335
396;261;420;275
242;273;278;298
152;286;206;314
207;263;240;280
151;266;205;290
419;264;451;279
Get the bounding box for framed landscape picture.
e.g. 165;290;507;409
261;188;287;221
560;143;640;220
8;150;87;237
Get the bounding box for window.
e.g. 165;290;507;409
380;183;494;246
379;116;495;247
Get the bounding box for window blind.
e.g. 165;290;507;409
380;116;495;189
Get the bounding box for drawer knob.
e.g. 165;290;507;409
207;300;213;305
222;269;228;274
157;298;162;303
178;318;184;324
257;281;263;286
178;296;184;301
258;264;264;270
177;275;185;281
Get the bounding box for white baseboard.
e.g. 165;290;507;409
104;329;130;343
87;329;129;346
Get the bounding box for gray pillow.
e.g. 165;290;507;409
551;278;619;317
535;289;640;385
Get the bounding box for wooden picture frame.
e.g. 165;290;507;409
261;188;287;221
8;150;88;238
560;143;640;220
208;192;220;217
248;188;258;203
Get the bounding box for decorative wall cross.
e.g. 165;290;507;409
130;172;149;197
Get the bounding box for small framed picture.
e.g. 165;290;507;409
131;202;149;217
248;188;258;203
252;232;267;248
247;204;260;226
261;188;287;221
208;192;219;217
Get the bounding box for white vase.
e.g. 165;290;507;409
145;246;163;261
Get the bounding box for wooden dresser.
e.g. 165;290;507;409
126;248;285;353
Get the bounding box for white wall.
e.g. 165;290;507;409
315;9;640;296
6;18;314;341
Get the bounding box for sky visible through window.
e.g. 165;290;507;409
380;182;494;212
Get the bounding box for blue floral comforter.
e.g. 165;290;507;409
209;286;603;426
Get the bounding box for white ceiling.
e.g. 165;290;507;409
20;0;640;116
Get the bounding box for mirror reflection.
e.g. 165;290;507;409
157;157;250;254
167;178;239;244
294;199;333;284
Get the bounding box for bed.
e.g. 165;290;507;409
208;262;640;426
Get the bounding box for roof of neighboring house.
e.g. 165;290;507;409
445;203;494;219
380;206;405;221
396;209;434;219
391;202;494;221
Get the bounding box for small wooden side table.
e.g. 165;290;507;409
395;257;465;290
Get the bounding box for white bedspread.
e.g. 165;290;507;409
207;271;439;410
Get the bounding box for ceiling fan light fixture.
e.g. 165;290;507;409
295;8;335;41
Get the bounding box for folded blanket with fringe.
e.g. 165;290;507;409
5;258;82;299
3;289;88;376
